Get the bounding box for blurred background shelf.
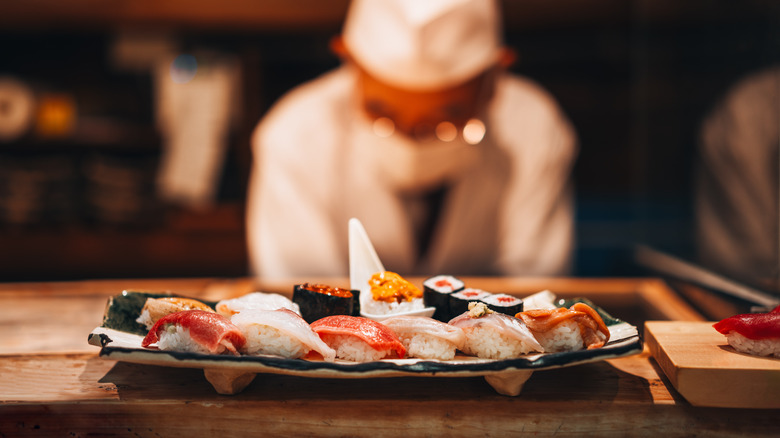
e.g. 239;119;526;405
0;0;773;30
1;0;778;282
0;203;247;281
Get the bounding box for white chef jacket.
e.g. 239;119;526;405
697;67;780;281
247;66;577;279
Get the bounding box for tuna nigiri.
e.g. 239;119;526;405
231;308;336;361
310;315;406;361
713;305;780;358
141;310;246;356
449;302;544;359
381;315;466;360
516;302;610;352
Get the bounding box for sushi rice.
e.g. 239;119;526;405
724;332;780;358
530;319;587;353
361;297;425;316
460;326;540;359
155;325;229;355
241;325;309;358
394;332;459;360
319;334;389;362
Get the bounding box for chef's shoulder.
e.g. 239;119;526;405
493;73;577;159
252;67;354;152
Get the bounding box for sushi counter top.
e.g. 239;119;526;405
0;276;777;436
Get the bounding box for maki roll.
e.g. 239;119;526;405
448;288;492;319
423;275;465;321
481;294;524;317
293;283;357;324
141;310;246;356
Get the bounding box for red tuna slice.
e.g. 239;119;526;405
713;305;780;340
310;315;406;358
142;309;246;355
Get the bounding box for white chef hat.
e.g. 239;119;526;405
343;0;502;91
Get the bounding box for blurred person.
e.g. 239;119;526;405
697;67;780;283
247;0;578;279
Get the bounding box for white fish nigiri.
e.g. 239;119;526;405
217;292;301;317
231;308;336;361
449;302;544;359
381;315;466;360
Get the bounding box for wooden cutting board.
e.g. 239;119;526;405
645;321;780;409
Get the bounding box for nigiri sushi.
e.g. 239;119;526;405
361;271;425;316
216;292;301;318
136;296;214;330
516;302;610;352
381;315;466;360
141;310;246;355
713;305;780;358
310;315;406;361
449;302;544;359
231;308;336;361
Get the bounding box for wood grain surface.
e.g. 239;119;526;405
645;320;780;409
1;277;777;437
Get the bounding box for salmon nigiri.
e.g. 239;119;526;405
310;315;406;361
142;309;246;356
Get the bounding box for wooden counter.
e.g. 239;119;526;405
1;277;777;436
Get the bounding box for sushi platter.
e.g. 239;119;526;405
645;321;780;409
88;289;641;396
87;218;642;396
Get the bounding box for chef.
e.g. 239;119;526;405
697;66;780;281
246;0;578;279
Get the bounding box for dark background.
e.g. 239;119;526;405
0;0;778;281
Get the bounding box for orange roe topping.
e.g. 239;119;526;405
302;283;353;298
369;271;422;303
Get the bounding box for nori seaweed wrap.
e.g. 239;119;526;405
481;293;524;316
448;288;492;320
293;283;357;323
423;275;465;321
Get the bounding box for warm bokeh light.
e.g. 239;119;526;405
435;121;457;142
462;118;485;144
372;116;395;138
